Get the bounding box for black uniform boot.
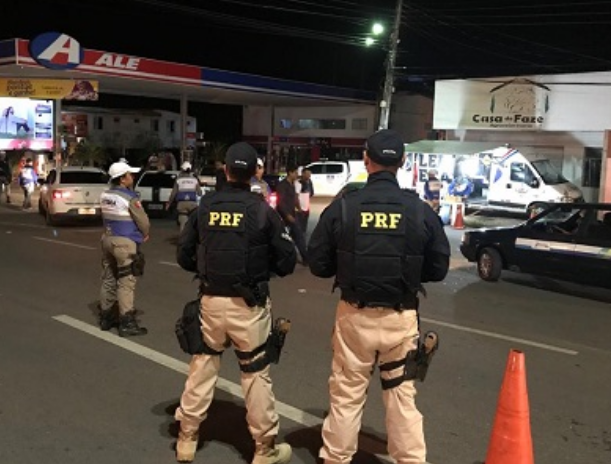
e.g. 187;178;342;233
98;305;119;331
118;311;148;337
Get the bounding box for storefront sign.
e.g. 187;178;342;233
0;78;99;100
435;78;552;131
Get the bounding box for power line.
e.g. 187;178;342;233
417;0;611;13
123;0;374;46
405;3;611;67
423;10;611;19
209;0;372;25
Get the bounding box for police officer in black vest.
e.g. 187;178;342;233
308;129;450;464
174;142;297;464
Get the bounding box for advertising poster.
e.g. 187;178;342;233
0;78;99;101
0;98;54;150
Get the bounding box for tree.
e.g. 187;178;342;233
130;131;162;166
71;139;110;167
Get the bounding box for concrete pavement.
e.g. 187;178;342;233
1;204;610;464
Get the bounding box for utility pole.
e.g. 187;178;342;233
378;0;404;130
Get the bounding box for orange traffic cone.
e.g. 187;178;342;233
452;203;465;230
485;350;534;464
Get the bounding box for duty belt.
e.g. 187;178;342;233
342;297;419;312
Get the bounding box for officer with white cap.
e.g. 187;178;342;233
99;161;150;337
167;161;202;232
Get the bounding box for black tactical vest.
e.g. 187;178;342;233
197;189;270;294
336;187;426;308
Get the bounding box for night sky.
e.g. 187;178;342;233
3;0;611;95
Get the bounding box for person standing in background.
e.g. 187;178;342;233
294;168;314;234
18;158;37;210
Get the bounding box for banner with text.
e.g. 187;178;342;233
0;79;99;101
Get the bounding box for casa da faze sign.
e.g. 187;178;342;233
434;78;552;131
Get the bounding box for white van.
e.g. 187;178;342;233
306;160;365;197
481;147;582;213
402;142;583;215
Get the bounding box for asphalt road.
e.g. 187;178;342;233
1;198;610;464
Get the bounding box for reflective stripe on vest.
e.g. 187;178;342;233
176;177;199;202
101;188;143;243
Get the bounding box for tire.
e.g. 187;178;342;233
477;247;503;282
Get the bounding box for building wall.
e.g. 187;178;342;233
63;108;196;150
390;94;434;143
243;105;376;139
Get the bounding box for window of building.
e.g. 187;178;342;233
168;120;176;133
280;119;293;129
352;118;368;130
94;116;103;130
297;119;346;130
583;147;602;188
151;119;160;132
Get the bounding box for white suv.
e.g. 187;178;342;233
134;170;180;216
306;160;366;196
39;167;109;225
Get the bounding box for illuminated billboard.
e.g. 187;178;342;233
0;98;54;150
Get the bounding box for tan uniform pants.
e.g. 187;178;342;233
320;300;426;464
176;201;197;232
175;296;280;445
99;235;138;315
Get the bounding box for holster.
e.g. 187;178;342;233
131;251;146;277
268;317;291;364
380;330;439;389
412;331;439;382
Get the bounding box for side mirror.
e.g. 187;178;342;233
530;179;540;189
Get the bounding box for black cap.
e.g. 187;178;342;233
365;129;405;166
225;142;257;173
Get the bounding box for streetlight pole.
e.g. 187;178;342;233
378;0;404;130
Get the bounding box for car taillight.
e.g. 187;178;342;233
268;192;278;209
52;190;71;200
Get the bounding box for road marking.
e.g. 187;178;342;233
53;315;404;463
421;317;579;356
0;220;48;229
160;261;180;267
33;236;96;250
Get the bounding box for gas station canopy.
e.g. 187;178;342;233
0;35;376;106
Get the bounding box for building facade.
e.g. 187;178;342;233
433;73;611;202
62;106;197;152
242;105;375;171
